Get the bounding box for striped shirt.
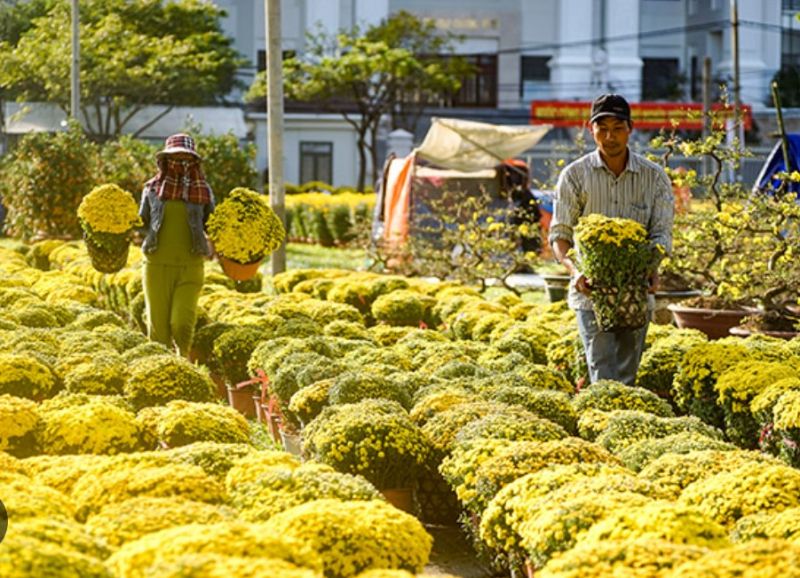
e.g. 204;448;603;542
549;148;674;310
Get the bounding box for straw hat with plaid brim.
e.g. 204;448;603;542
156;133;201;159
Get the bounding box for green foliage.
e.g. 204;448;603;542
194;131;258;205
378;187;541;296
0;0;243;140
0;122;98;240
249;13;466;190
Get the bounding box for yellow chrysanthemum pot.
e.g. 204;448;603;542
77;184;141;274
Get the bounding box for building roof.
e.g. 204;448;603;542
3;102;248;140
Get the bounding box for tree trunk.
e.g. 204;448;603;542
356;131;368;192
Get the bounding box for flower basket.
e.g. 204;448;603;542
84;231;131;274
591;282;649;332
218;254;262;281
207;187;285;278
573;215;660;332
77;184;141;274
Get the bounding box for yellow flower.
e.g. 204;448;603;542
77;184;142;235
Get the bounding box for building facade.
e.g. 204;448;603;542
217;0;788;187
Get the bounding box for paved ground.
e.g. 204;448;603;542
423;526;495;578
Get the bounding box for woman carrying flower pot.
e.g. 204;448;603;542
549;94;674;386
139;133;215;357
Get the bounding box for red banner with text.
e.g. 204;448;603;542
530;100;752;130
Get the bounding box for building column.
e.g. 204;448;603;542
305;0;340;36
354;0;388;28
548;0;595;100
604;0;643;101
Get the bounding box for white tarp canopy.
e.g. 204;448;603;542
415;117;551;171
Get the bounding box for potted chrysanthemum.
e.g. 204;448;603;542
572;214;662;332
77;184;142;273
206;187;285;281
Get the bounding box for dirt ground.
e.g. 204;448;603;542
423;525;495;578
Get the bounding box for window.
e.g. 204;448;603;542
782;27;800;70
642;58;683;100
441;54;498;108
521;56;551;83
299;142;333;184
784;0;800;11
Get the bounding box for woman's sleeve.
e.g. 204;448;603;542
139;188;151;228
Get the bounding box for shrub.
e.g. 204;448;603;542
441;437;621;514
195;131;258;206
715;360;799;448
672;341;751;429
679;461;800;527
21;454;112;495
140;401;251;448
212;325;271;386
420;401;508;459
0;533;113;578
289;379;335;426
71;459;226;522
453;407;568;447
371;290;434;327
97;135;156;202
63;354;127;396
636;331;706;399
267;499;432;578
478;463;632;562
106;521;321;578
732;508;800;543
303;399;430;490
490;324;558;365
409;387;474;426
485;387;577;434
0;394;40;457
579;501;729;549
593;410;723;454
639;449;781;498
0;122;98;240
124;355;216;410
668;539;800;578
137;554;318;578
771;389;800;465
618;432;736;472
85;497;238;549
328;371;412;409
537;538;709;578
0;352;59;399
518;492;654;569
572;379;674;417
37;394;143;455
232;464;382;521
162;442;256;480
10;517;110;560
224;451;302;494
0;473;77;522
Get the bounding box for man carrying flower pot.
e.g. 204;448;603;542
139;133;215;357
549;94;674;386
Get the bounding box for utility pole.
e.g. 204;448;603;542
730;0;743;150
70;0;80;120
702;56;712;178
266;0;286;274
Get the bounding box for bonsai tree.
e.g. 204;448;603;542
650;107;800;330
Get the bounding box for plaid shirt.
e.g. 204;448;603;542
549;148;674;310
148;158;212;205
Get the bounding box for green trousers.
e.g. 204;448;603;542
142;261;204;356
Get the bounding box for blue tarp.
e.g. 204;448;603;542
754;134;800;195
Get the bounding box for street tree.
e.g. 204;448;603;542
0;0;243;141
247;11;467;191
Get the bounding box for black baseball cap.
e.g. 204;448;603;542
589;94;632;124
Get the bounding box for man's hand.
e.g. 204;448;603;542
648;271;660;294
574;274;592;296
